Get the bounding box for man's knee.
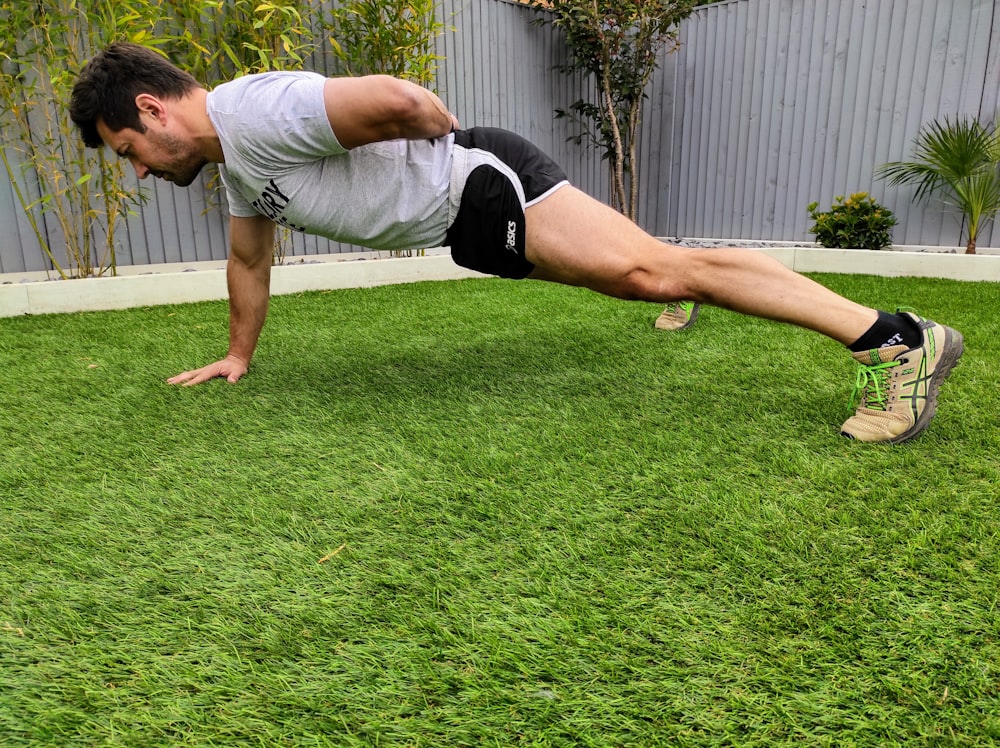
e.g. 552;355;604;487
610;265;690;302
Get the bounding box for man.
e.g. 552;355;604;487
70;43;963;443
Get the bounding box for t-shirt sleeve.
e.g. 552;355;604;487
217;165;258;218
209;72;349;219
223;72;346;165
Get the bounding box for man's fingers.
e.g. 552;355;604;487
181;368;219;386
166;370;196;385
167;363;221;386
166;360;246;386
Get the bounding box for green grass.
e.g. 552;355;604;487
1;273;998;747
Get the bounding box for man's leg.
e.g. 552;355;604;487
524;186;878;342
524;186;963;442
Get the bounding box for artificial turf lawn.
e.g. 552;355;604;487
1;273;998;746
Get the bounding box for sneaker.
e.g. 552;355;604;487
841;312;963;443
654;301;700;331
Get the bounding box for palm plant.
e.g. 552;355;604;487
877;116;1000;254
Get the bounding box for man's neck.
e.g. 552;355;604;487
183;88;225;164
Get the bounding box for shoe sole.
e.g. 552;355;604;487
888;325;964;444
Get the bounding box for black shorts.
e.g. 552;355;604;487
446;128;569;279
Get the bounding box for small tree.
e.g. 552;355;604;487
156;0;315;86
0;1;151;278
322;0;445;257
325;0;445;87
877;116;1000;255
0;0;316;277
539;0;697;221
151;0;316;265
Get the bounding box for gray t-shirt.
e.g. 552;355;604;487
206;71;453;251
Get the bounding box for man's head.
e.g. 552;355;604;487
71;42;198;148
70;43;208;186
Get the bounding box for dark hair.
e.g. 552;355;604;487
70;42;199;148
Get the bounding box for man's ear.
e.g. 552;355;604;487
134;93;167;125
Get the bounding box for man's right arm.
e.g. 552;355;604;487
226;214;275;368
167;215;275;386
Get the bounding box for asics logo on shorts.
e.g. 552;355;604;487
506;220;517;252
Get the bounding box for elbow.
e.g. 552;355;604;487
392;79;426;113
380;78;448;138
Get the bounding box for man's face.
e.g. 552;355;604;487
97;118;206;187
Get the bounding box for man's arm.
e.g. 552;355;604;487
323;75;459;149
167;215;275;386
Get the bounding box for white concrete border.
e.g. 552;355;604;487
756;246;1000;282
0;249;486;318
1;245;997;318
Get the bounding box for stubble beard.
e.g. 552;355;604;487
150;128;208;187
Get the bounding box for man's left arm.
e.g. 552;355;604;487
322;75;459;149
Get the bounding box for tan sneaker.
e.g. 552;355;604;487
841;313;963;443
654;301;700;331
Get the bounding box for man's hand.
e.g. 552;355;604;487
167;354;249;386
168;216;272;388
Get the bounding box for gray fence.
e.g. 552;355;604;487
2;0;999;275
662;0;1000;246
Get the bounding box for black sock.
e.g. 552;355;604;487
848;310;922;352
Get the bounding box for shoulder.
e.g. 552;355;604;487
208;71;345;171
209;70;327;114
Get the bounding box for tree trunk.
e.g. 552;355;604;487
626;102;640;222
601;72;627;215
966;237;977;254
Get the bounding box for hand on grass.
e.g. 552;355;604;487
167;355;248;386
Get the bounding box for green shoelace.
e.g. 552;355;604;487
666;301;693;316
850;359;899;411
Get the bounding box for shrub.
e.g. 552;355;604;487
807;192;897;250
0;1;313;278
326;0;444;87
0;1;145;279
